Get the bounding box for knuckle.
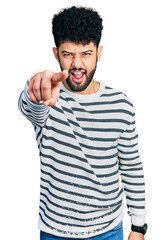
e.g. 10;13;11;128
29;93;35;102
33;72;41;80
42;84;49;91
33;85;39;92
42;70;51;78
42;70;48;75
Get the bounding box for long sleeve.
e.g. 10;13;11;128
18;72;51;127
117;105;147;226
18;79;147;237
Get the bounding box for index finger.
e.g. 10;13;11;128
51;70;68;83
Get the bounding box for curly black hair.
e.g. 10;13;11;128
52;6;103;49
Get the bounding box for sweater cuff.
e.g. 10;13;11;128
131;210;147;226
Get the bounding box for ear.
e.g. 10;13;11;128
52;47;59;62
97;45;103;61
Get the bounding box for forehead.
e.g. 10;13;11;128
58;41;97;52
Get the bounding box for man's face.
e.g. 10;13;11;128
53;41;103;92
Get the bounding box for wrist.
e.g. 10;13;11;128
131;223;148;235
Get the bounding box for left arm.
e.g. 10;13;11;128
117;104;147;239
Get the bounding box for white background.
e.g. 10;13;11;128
0;0;165;239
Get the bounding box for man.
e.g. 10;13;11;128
18;6;147;240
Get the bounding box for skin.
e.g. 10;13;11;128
28;41;145;239
128;231;144;240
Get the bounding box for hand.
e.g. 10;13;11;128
128;231;144;240
28;70;68;106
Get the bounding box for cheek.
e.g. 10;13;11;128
86;59;96;72
59;58;72;70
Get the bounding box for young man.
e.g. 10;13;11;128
18;6;147;240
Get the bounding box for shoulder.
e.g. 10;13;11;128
101;83;136;122
103;83;134;107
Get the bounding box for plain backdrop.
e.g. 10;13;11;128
1;0;165;239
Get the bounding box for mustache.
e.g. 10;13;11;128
69;68;87;74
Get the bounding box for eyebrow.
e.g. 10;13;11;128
61;50;93;54
61;51;72;54
82;50;93;53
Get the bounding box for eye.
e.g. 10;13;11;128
82;52;91;56
63;53;72;56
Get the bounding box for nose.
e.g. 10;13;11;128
71;55;84;69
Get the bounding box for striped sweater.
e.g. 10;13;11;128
18;73;146;238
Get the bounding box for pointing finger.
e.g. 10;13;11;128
51;70;68;83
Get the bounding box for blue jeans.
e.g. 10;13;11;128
40;221;123;240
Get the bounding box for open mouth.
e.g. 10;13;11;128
70;70;85;83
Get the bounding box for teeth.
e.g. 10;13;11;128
71;71;85;75
74;72;82;75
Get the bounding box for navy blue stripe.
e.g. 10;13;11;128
74;130;117;142
124;188;145;194
85;152;118;160
127;205;145;209
122;180;145;186
82;127;123;133
118;143;138;148
40;152;93;174
41;169;119;195
44;125;76;139
39;205;117;228
41;160;118;187
42;142;118;161
76;117;130;124
119;134;138;141
120;167;143;172
42;134;81;151
80;142;117;151
39;201;122;228
119;150;138;155
62;105;133;116
119;156;140;161
48;114;70;127
40;198;123;223
120;173;144;178
126;196;145;201
40;191;99;213
40;182;123;205
79;99;133;107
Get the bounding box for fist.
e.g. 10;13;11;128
28;70;68;106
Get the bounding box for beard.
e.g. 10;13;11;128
66;66;97;92
58;56;98;92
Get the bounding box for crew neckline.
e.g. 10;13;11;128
61;81;105;101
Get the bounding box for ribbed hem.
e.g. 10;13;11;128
38;211;124;239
